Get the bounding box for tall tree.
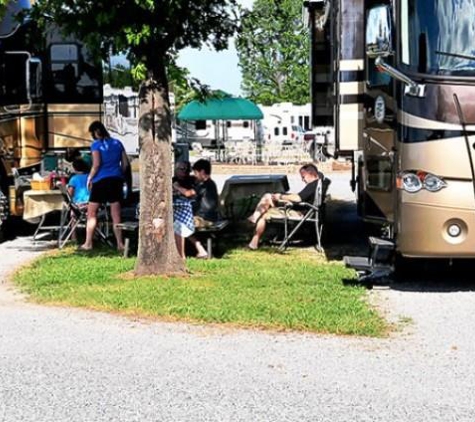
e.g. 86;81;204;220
236;0;309;105
27;0;238;275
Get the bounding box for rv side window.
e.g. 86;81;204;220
47;42;102;103
304;116;310;131
195;120;206;130
50;43;80;98
0;53;29;105
366;5;393;88
366;6;392;56
243;121;249;128
274;127;280;136
118;95;129;117
226;121;231;128
367;58;392;87
366;157;392;191
283;127;288;136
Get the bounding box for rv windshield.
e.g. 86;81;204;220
400;0;475;76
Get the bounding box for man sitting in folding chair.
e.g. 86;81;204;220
247;163;326;251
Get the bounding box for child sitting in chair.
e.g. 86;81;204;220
66;158;90;241
68;158;90;205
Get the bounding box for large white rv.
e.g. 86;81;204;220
259;102;311;144
102;85;190;163
178;118;262;149
103;84;140;154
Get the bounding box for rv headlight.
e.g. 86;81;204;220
423;173;447;192
401;172;422;193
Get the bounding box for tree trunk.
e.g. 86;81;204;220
134;76;185;276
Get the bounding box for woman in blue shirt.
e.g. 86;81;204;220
79;121;129;251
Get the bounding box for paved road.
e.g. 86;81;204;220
1;176;475;421
2;259;475;421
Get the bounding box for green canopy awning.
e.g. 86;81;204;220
178;97;263;121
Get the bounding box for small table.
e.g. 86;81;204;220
23;190;65;241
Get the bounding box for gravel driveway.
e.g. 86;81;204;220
1;181;475;421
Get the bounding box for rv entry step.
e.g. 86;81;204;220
343;256;371;272
369;236;395;265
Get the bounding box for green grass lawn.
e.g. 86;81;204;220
13;247;387;336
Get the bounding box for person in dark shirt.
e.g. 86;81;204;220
187;159;219;258
247;163;321;250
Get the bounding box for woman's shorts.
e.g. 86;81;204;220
89;177;124;204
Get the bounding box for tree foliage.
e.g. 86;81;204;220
103;60;203;113
28;1;238;74
103;63;139;90
24;0;238;275
236;0;310;105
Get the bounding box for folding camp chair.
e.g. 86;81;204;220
57;183;112;248
272;176;331;252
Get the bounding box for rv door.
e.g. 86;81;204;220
361;5;396;223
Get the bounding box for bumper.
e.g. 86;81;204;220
398;202;475;258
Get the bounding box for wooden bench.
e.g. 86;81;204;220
194;219;230;258
115;221;139;258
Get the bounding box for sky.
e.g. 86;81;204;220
176;0;255;97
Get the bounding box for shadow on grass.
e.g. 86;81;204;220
201;199;371;260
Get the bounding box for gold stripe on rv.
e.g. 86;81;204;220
48;104;102;113
398;110;475;131
339;81;365;95
339;59;364;71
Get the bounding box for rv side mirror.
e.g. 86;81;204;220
366;5;392;57
375;57;426;98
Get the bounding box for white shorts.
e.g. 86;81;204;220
174;220;194;238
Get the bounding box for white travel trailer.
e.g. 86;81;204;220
178;118;262;149
103;84;139;154
259;102;311;144
103;84;177;154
